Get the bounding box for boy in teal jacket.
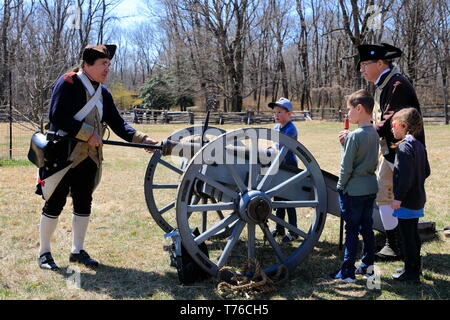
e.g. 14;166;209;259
332;90;379;282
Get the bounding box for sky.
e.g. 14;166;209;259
114;0;148;27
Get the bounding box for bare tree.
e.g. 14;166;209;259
338;0;376;88
1;0;448;121
186;0;258;112
399;0;428;84
269;0;291;100
296;0;310;110
426;0;449;123
0;0;14;106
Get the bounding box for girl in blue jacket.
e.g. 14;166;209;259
390;108;430;282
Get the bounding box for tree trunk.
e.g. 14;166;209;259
296;0;310;110
0;1;11;105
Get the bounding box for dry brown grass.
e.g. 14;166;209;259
0;121;449;300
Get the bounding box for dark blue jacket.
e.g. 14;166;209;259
49;73;137;142
375;72;425;164
393;135;430;210
274;121;298;167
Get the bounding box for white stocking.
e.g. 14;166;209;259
71;214;90;254
39;215;59;256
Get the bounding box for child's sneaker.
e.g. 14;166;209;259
330;270;341;279
341;276;356;283
281;232;299;243
355;265;374;279
330;270;356;283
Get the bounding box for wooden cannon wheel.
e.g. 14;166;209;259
175;128;328;278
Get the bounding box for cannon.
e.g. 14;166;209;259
142;126;385;281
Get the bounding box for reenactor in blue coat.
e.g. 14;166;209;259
37;44;158;270
356;43;424;261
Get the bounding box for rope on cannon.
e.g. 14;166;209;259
215;258;289;299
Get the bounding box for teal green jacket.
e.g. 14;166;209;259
337;125;379;196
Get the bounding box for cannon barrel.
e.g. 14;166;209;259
102;139;163;150
161;139;202;157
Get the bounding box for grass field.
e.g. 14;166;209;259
0;121;449;300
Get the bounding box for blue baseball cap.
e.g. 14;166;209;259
268;97;293;111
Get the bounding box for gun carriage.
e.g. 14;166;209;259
143;125;385;282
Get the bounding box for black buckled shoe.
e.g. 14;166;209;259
38;252;59;271
69;250;99;268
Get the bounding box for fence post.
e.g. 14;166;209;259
9;70;13;159
445;104;448;125
188;111;194;125
163;110;169;124
246;110;254;125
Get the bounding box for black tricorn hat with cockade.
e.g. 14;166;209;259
82;44;117;64
357;43;402;65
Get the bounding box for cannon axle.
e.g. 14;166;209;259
239;190;272;224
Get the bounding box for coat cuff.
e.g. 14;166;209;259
75;123;94;141
132;131;148;143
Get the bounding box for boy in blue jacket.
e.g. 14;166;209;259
268;98;299;243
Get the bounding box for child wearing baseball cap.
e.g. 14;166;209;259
268;98;299;242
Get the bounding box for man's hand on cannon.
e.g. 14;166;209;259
142;136;159;153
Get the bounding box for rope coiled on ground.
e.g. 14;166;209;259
216;258;288;299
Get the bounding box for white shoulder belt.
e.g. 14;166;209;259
57;72;103;136
75;71;103;121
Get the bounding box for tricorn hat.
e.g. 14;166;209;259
82;44;117;63
357;43;402;65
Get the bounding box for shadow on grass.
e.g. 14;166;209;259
269;239;383;300
55;237;448;300
379;252;450;300
56;263;222;299
272;239;449;300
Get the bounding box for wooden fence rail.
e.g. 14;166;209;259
121;105;448;125
1;105;446;161
122;109;312;125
